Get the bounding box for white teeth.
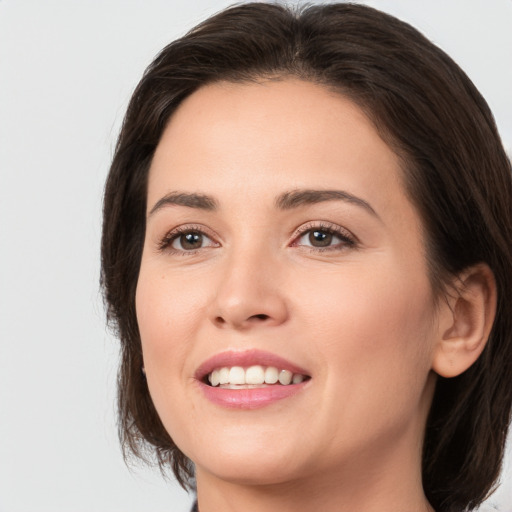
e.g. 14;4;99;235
209;369;220;387
229;366;245;385
278;369;293;385
264;366;279;384
207;366;307;387
292;373;304;384
246;365;265;385
219;367;230;385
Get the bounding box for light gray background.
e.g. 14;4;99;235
0;1;511;511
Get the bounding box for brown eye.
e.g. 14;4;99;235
294;226;355;251
308;230;333;247
171;231;208;251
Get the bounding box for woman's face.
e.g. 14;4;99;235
136;80;440;486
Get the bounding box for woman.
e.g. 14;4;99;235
101;3;512;511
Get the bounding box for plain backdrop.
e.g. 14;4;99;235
0;1;511;511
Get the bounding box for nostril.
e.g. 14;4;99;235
212;311;277;329
251;314;270;321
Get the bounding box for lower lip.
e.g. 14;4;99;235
198;381;308;409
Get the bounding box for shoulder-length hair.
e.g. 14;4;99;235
101;3;512;511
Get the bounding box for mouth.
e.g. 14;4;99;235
205;365;310;388
195;350;312;400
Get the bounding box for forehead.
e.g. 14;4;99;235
148;79;413;227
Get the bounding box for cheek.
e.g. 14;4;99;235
291;260;437;450
296;257;436;392
135;266;200;379
135;266;203;442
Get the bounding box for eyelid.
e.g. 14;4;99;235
157;223;220;253
289;221;358;249
156;220;357;254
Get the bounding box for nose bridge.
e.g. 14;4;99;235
210;239;288;329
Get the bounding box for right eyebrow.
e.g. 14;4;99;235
148;192;218;217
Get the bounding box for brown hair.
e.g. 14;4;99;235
101;3;512;511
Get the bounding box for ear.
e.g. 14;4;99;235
432;263;497;378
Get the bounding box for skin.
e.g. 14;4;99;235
136;79;448;512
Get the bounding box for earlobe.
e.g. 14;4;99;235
432;263;497;378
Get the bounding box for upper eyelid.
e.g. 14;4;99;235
164;223;218;238
290;221;357;242
158;223;221;249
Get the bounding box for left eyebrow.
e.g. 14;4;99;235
275;189;380;219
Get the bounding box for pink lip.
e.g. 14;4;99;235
195;349;310;381
198;381;308;409
195;349;311;410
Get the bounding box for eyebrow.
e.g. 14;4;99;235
275;189;379;218
148;188;379;219
148;192;218;216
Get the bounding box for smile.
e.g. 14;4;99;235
196;350;311;409
208;365;308;387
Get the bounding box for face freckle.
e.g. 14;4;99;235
135;79;439;487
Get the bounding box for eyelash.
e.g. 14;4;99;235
157;222;357;255
158;224;218;255
290;222;357;252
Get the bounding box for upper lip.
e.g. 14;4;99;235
195;349;311;381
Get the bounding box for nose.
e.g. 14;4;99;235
209;248;289;330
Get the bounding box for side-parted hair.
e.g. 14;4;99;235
101;3;512;511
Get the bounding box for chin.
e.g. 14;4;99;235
188;434;309;485
196;456;304;487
